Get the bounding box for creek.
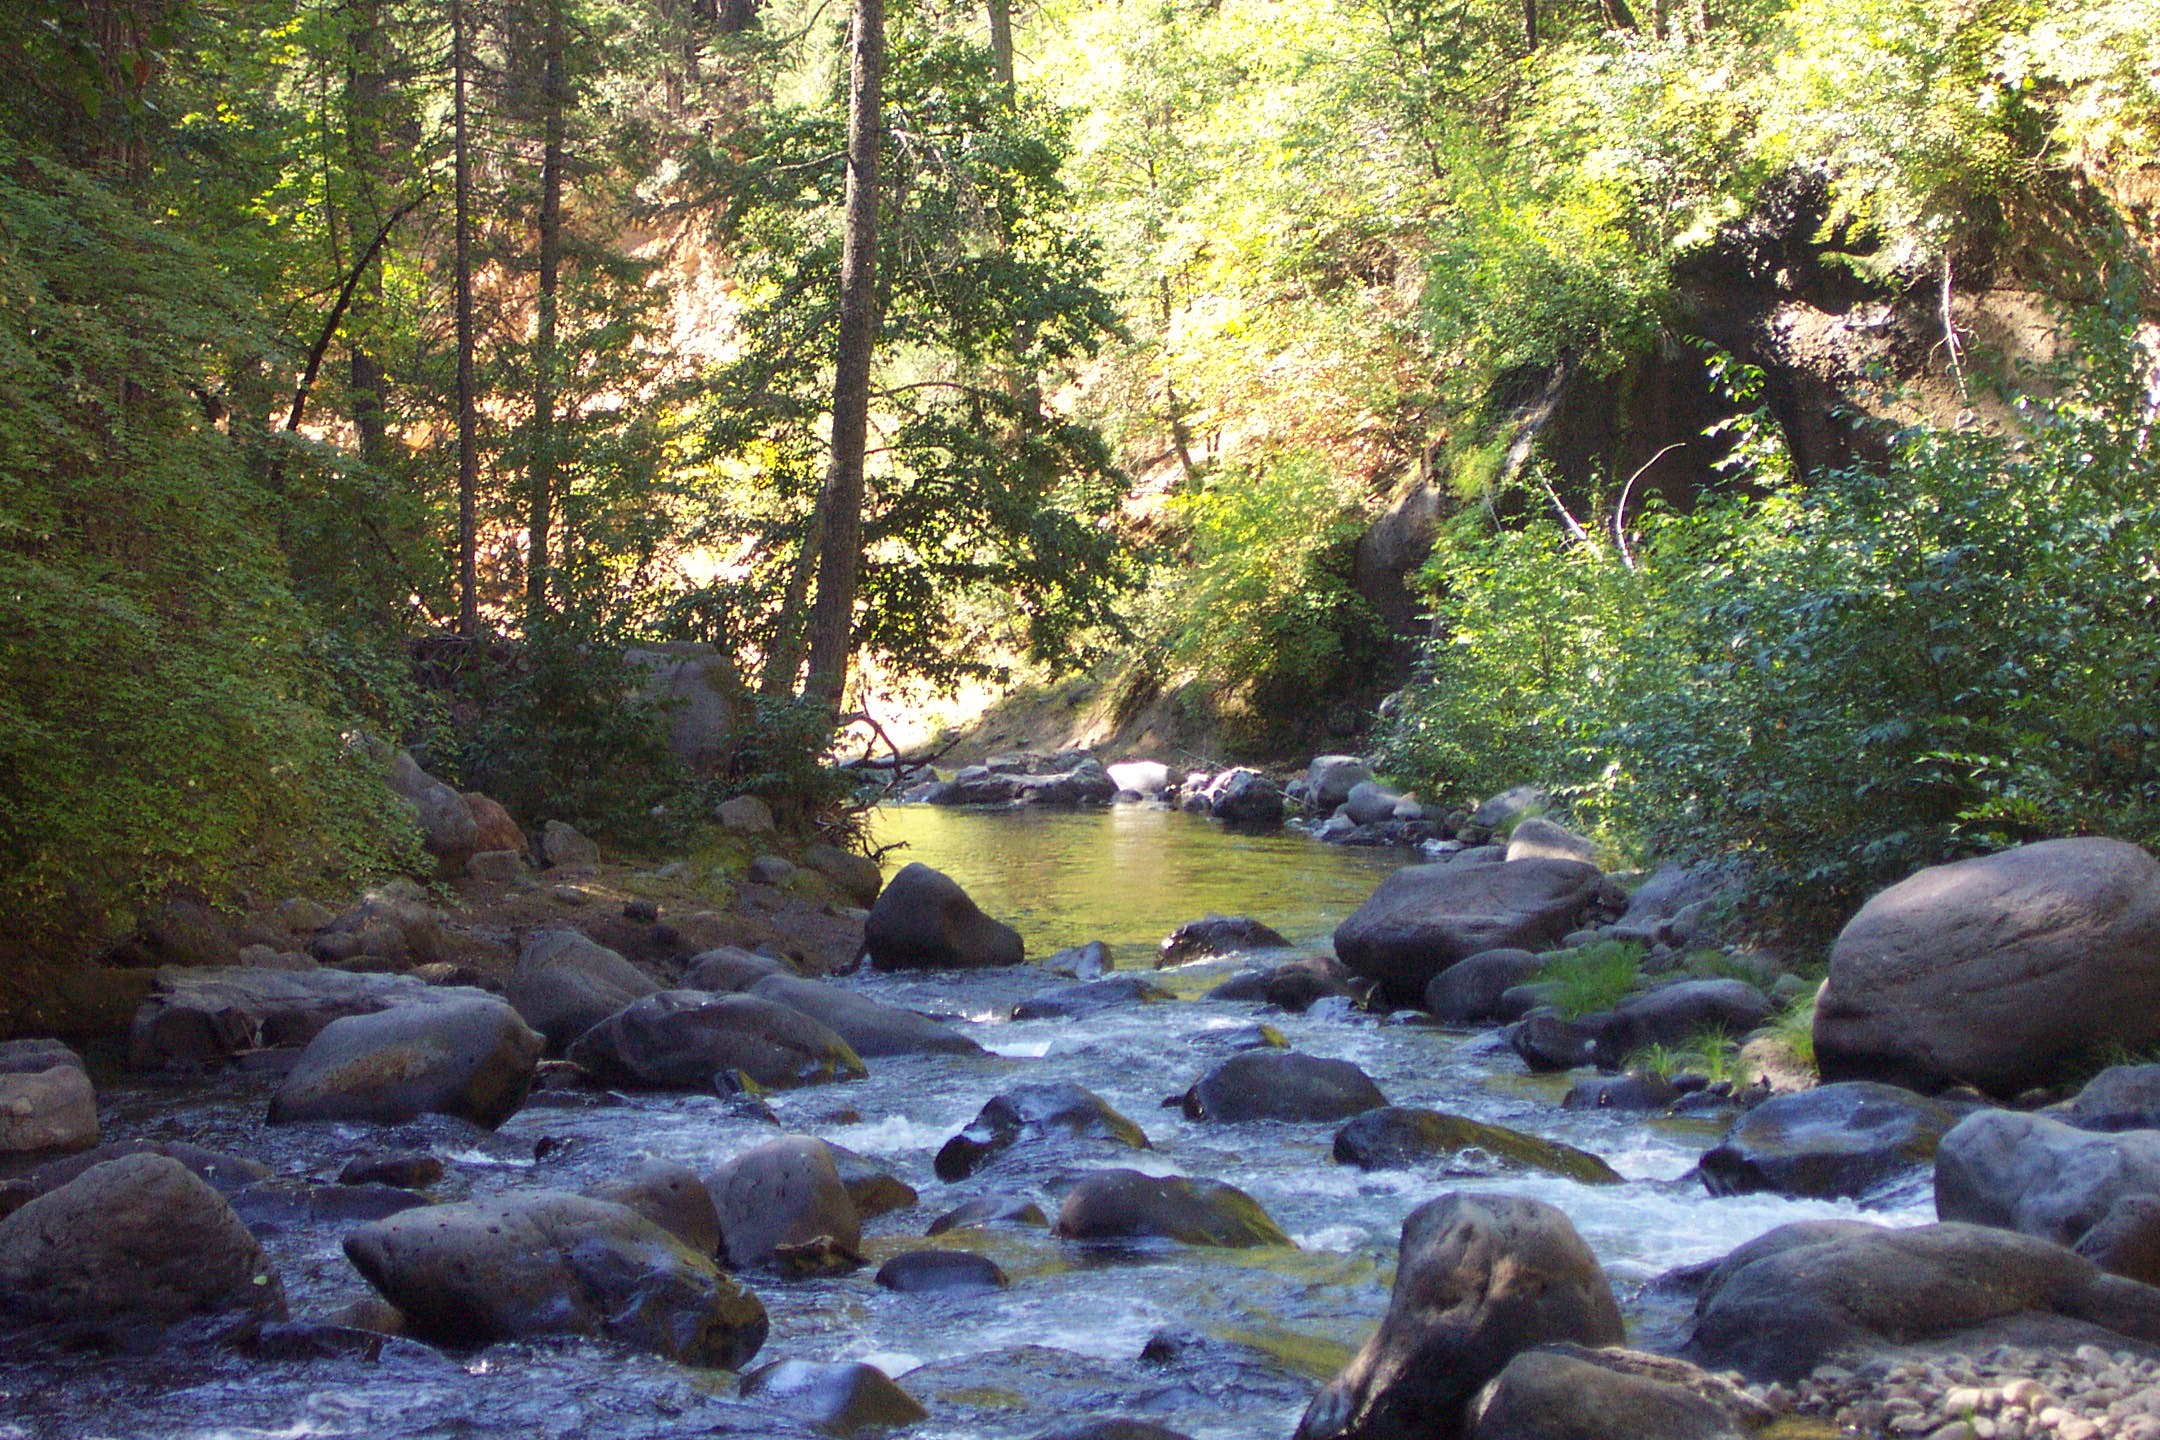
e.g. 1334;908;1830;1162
1;806;1926;1440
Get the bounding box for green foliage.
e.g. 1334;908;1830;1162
1387;288;2160;933
0;145;419;954
1627;1027;1736;1084
1159;451;1389;748
1539;940;1644;1020
1768;989;1820;1073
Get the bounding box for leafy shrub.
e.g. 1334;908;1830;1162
1540;940;1644;1019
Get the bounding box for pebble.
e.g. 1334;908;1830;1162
1758;1346;2160;1440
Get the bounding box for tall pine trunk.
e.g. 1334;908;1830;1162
798;0;884;708
528;0;566;624
345;0;393;471
987;0;1013;91
452;0;481;637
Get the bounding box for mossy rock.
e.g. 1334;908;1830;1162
1332;1106;1622;1184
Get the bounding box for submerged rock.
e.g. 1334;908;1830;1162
1053;1169;1290;1248
1332;1108;1620;1185
934;1082;1150;1181
1012;974;1174;1020
1159;915;1292;965
1296;1192;1625;1440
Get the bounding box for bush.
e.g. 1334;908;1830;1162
1540;941;1644;1019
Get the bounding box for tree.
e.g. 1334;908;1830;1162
451;0;482;637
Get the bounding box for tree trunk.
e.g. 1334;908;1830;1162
345;0;393;471
1523;0;1538;50
799;0;885;708
987;0;1013;92
528;0;566;624
452;0;481;637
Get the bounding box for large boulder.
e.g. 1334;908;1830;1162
1309;756;1374;811
590;1159;722;1256
1936;1108;2160;1248
934;1082;1150;1181
748;973;984;1057
1345;781;1408;827
1335;860;1603;1002
269;996;542;1128
344;1190;766;1366
1815;838;2160;1095
738;1359;927;1434
1332;1109;1620;1185
506;929;660;1051
566;990;865;1091
463;792;526;856
127;966;495;1069
705;1135;862;1270
1682;1219;2160;1383
1012;974;1175;1020
1590;980;1774;1070
1465;1345;1771;1440
540;819;600;870
1425;950;1547;1024
1502;818;1599;868
1608;865;1728;947
1698;1082;1967;1202
805;845;884;907
683;946;794;992
1159;914;1292;965
864;863;1024;970
1053;1169;1289;1248
0;1040;97;1156
1208;769;1286;825
625;642;738;773
1016;760;1121;806
1296;1192;1625;1440
1180;1050;1387;1124
377;742;481;874
0;1153;286;1334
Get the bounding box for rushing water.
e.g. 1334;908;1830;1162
1;806;1927;1440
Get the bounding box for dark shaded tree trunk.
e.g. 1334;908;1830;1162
1524;0;1538;49
452;0;481;636
527;0;567;624
345;0;394;471
798;0;885;707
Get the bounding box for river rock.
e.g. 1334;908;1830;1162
0;1153;286;1334
749;973;984;1056
463;792;525;856
1159;914;1292;964
1016;760;1120;805
1590;980;1774;1069
1180;1050;1386;1123
15;1138;271;1200
127;965;496;1069
1345;781;1406;826
1502;818;1598;868
827;1143;917;1218
805;845;884;906
1467;785;1550;835
716;794;776;835
1560;1073;1681;1112
1332;1108;1621;1184
1012;974;1174;1020
1935;1108;2160;1247
506;929;661;1051
0;1041;97;1156
684;946;794;992
339;1151;445;1189
1107;761;1171;797
591;1159;722;1255
864;863;1024;970
1209;769;1285;825
1053;1169;1289;1247
380;745;481;874
705;1135;862;1270
928;1193;1048;1235
139;898;242;968
1425;949;1547;1023
1687;1218;2160;1382
875;1248;1007;1293
1296;1192;1625;1440
1698;1081;1966;1201
1254;956;1358;1012
1046;941;1114;979
2075;1193;2160;1284
1465;1344;1771;1440
625;642;739;773
934;1082;1150;1181
1309;756;1373;810
344;1190;766;1365
1508;1010;1602;1072
2068;1064;2160;1132
1335;860;1603;1002
739;1360;927;1434
1815;838;2160;1095
1608;865;1729;947
566;990;866;1091
267;996;542;1128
